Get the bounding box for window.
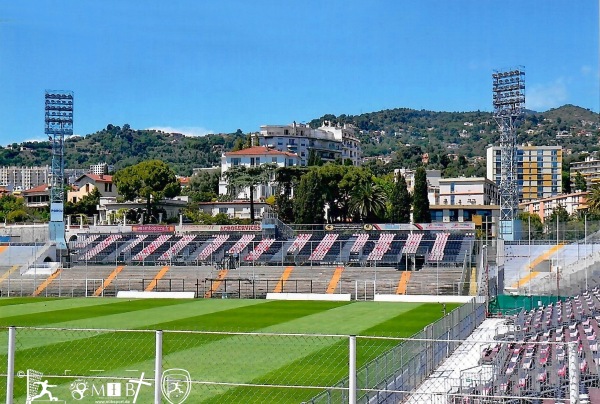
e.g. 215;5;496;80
219;208;228;214
231;158;241;166
431;211;443;222
271;157;278;163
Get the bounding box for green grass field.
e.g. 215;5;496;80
0;298;459;403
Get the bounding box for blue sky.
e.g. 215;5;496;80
0;1;598;144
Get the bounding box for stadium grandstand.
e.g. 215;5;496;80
4;215;600;402
0;217;477;299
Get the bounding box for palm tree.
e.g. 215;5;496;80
224;164;277;223
349;182;386;222
586;185;600;215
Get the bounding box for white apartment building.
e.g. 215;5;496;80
486;145;562;202
0;166;50;191
431;177;499;225
571;157;600;189
219;146;300;200
256;121;362;166
89;162;111;175
438;177;498;206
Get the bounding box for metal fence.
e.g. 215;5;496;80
2;312;591;402
2;301;491;404
0;275;471;300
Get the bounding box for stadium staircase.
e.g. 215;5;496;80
322;234;352;263
268;240;294;263
334;235;357;263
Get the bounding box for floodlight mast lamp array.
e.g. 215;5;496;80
46;90;73;251
493;68;525;226
46;90;73;205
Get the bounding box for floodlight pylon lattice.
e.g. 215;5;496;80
492;67;525;240
46;90;73;250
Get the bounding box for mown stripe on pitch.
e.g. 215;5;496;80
5;301;452;404
0;300;267;357
0;298;191;327
207;302;461;403
0;296;122;317
0;297;69;307
3;300;346;392
147;300;350;331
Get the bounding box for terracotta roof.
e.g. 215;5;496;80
75;174;113;183
23;184;49;194
224;146;298;157
178;177;190;184
87;174;113;182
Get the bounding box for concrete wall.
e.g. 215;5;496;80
0;224;49;243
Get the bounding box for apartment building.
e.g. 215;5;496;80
0;166;50;191
218;146;300;200
486;145;562;202
520;191;588;223
571;157;600;189
256;121;362;166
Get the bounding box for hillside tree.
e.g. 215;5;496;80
390;173;411;223
225;164;277;223
412;166;431;223
293;170;326;224
113;160;181;223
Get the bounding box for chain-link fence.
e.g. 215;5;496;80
1;300;488;404
2;321;593;402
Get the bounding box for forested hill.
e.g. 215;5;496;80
0;124;245;176
310;104;600;160
0;105;598;176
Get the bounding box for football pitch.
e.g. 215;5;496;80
0;298;459;403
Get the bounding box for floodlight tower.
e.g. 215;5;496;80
492;67;525;241
46;90;73;251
